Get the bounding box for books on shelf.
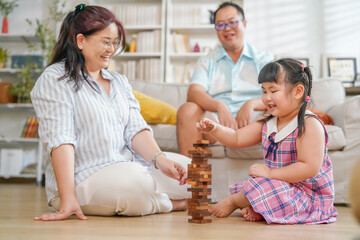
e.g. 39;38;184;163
136;30;162;53
171;4;217;25
173;33;191;53
103;3;161;26
116;58;162;83
21;117;39;138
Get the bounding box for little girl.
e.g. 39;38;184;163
197;58;337;224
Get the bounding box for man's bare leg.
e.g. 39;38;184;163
177;102;217;155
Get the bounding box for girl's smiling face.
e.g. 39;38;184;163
261;71;303;119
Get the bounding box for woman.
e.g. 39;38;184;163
31;4;188;221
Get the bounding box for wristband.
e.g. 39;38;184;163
152;151;166;169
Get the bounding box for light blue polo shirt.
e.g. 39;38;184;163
191;43;273;115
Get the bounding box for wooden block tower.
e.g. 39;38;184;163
187;140;212;223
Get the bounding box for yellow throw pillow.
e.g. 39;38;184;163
132;90;177;125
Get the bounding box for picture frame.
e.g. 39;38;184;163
327;57;357;83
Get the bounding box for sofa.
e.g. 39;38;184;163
130;78;360;204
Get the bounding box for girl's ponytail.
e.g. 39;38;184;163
297;65;313;137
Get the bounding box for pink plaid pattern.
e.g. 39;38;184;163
229;115;337;224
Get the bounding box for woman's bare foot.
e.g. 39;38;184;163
171;199;187;211
209;196;238;218
241;207;264;221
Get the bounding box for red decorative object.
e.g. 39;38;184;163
2;17;8;34
193;43;200;52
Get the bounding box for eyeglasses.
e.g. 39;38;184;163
87;36;121;51
215;19;243;31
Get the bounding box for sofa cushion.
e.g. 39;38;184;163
130;80;189;109
208;143;226;158
226;144;263;159
151;124;178;152
311;79;345;113
325;125;346;150
133;90;177;125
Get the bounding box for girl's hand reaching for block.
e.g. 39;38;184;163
196;118;217;134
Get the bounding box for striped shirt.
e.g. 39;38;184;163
191;43;273;116
30;62;149;203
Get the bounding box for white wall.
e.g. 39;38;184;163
244;0;360;78
5;0;43;35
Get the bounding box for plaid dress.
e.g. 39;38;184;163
229;112;337;224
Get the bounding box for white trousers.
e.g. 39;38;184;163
51;152;191;216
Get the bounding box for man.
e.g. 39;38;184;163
176;2;273;155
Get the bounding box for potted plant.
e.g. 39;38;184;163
0;0;18;33
6;61;37;103
0;46;8;68
23;0;65;65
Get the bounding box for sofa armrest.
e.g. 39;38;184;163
327;96;360;151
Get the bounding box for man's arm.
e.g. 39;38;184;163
236;97;267;128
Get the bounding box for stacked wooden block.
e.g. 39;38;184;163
187;140;212;223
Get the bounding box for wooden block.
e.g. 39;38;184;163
204;122;215;132
196;140;209;144
188;211;212;217
188;149;212;154
198;178;212;183
188;167;212;172
187;174;212;179
188;198;211;204
187;173;212;178
188;219;212;224
188;175;211;180
188;205;210;210
193;144;209;148
187;200;209;207
192;184;209;189
190;163;212;168
189;170;211;175
187;180;198;186
190;159;209;164
192;193;211;199
187;188;212;193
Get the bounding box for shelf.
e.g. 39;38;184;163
0;68;42;74
170;25;216;34
0;103;33;110
125;25;162;34
0;34;38;43
115;52;162;59
0;68;20;73
0;137;39;144
169;52;207;61
0;173;36;178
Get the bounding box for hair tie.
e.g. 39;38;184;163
305;96;310;103
74;3;86;16
301;64;306;71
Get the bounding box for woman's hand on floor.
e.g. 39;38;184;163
34;196;87;221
